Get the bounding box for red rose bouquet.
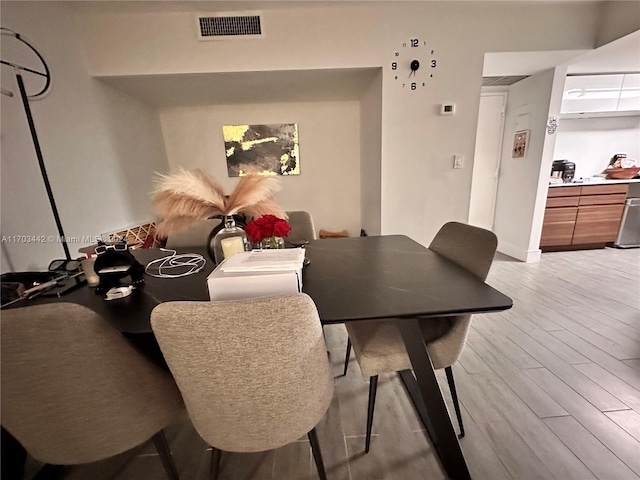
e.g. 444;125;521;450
245;214;291;247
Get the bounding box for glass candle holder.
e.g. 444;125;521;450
211;216;251;265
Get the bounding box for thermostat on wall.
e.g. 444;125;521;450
440;104;455;115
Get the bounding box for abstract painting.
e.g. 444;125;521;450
223;123;300;177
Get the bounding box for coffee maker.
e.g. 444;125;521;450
551;160;576;183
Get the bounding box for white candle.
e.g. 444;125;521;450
221;236;244;259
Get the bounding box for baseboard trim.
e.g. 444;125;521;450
497;242;541;263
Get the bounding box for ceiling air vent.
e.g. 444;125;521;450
197;13;263;40
482;76;529;87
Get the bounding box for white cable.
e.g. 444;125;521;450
144;249;206;278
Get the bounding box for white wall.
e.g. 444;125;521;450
469;92;507;231
360;69;383;236
3;1;633;272
554;116;640;179
493;67;565;262
0;3;169;272
75;1;603;247
596;1;640;47
158;101;361;237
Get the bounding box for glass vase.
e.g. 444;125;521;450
211;215;251;265
256;236;285;250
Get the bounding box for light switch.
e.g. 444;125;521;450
454;155;463;169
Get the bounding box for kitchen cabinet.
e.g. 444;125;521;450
562;75;624;114
540;184;628;251
540;187;579;248
618;73;640;111
560;74;640;115
541;206;578;246
573;205;626;244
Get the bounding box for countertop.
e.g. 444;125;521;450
549;179;640;187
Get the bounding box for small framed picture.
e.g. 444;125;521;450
512;130;530;159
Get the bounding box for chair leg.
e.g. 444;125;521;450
365;375;379;453
32;464;66;480
445;366;465;438
210;447;222;480
343;337;352;376
308;427;327;480
152;430;180;480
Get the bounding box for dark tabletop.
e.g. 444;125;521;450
14;248;215;334
302;235;513;323
11;235;512;333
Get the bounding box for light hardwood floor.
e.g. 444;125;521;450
27;247;640;480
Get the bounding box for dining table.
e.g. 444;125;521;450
6;234;512;479
302;235;512;480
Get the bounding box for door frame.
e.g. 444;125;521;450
469;90;508;230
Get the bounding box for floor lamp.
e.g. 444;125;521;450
1;27;71;261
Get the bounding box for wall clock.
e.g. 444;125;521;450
390;38;437;90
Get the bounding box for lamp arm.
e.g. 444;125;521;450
16;71;71;260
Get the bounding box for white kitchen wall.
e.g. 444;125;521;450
0;3;170;272
553;116;640;179
2;1;635;271
492;66;565;262
158;101;361;237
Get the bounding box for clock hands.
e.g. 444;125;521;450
409;59;420;78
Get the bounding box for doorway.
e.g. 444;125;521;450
469;91;507;231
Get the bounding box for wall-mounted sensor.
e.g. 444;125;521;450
441;104;455;115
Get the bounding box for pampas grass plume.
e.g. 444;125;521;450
152;169;286;238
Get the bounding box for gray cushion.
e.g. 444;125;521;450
345;316;457;376
286;211;317;241
151;293;333;453
346;222;497;379
165;218;221;248
1;303;184;465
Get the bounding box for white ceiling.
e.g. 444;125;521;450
99;68;381;107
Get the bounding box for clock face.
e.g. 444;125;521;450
391;38;437;90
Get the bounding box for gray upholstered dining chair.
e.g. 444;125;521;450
285;210;317;244
165;218;222;248
1;303;184;479
150;293;334;480
343;222;498;452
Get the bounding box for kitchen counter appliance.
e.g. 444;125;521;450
615;197;640;248
551;160;575;183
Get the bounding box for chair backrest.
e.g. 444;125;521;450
429;221;497;281
423;222;498;368
165;218;221;248
1;303;183;465
286;211;317;241
150;293;333;453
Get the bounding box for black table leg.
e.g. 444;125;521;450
1;426;26;480
396;318;471;480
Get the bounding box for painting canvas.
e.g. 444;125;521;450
223;123;300;177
